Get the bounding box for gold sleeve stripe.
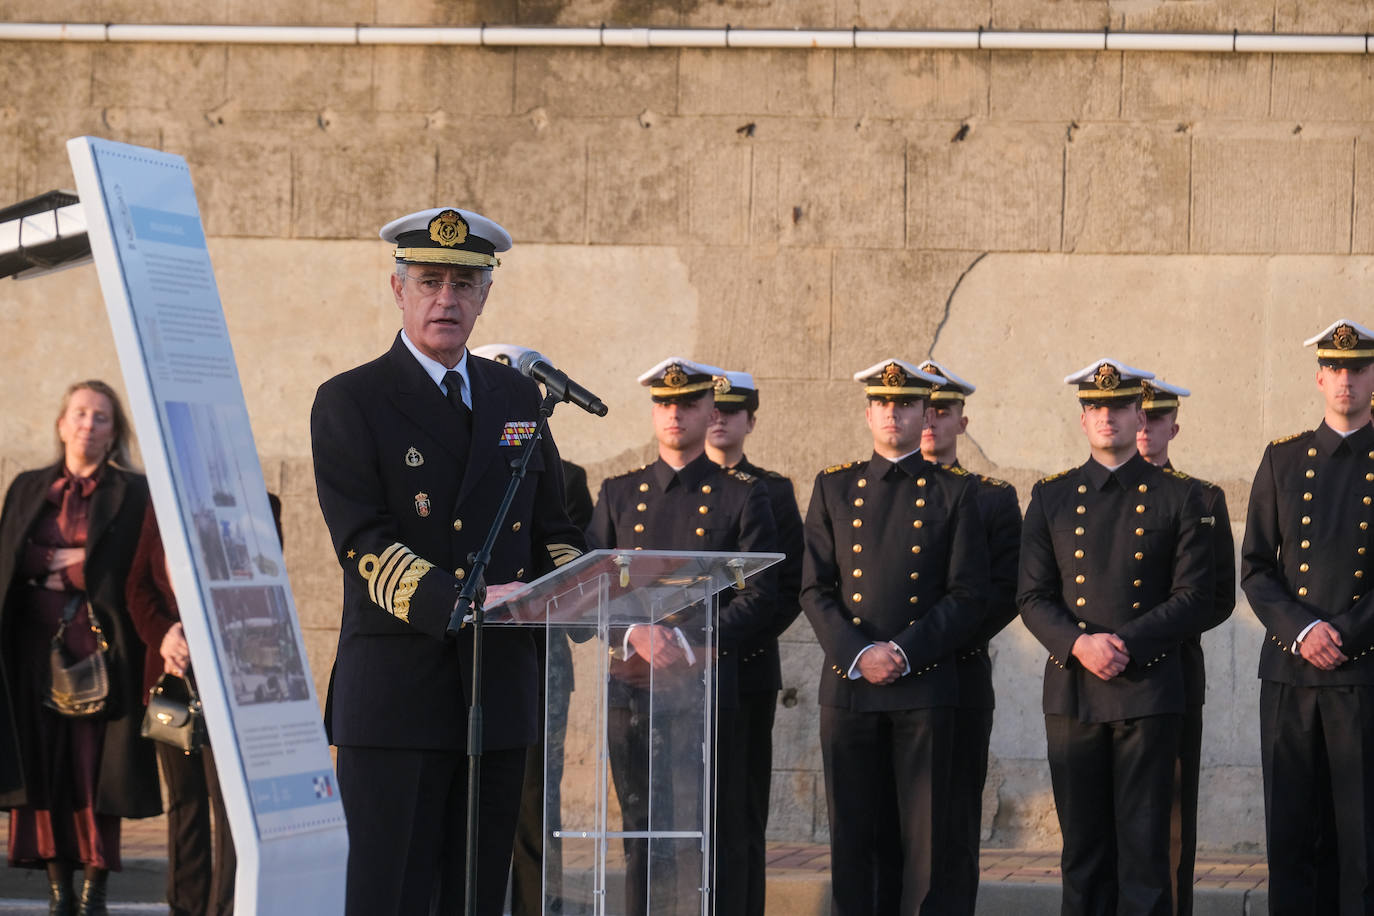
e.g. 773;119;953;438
369;543;408;608
548;543;583;567
358;542;434;624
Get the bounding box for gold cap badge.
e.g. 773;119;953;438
713;376;732;396
428;210;469;248
663;364;689;389
1334;324;1359;350
1094;364;1121;391
881;362;907;389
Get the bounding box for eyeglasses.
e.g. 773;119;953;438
401;273;490;298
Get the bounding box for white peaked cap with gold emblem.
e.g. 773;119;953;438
1063;358;1154;404
380;207;512;269
713;370;759;411
917;359;976;402
638;357;727;401
471;343;543;368
1305;319;1374;362
1140;377;1191;412
852;358;946;398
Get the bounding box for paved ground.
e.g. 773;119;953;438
0;813;1269;913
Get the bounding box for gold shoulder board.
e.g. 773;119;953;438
1270;432;1306;446
1038;469;1071;485
978;474;1011;488
1163;467;1192;481
942;463;971;477
823;461;858;475
727;468;756;484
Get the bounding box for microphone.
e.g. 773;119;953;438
517;352;609;417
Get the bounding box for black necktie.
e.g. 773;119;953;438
443;370;471;429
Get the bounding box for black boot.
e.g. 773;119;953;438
76;867;107;916
44;860;74;916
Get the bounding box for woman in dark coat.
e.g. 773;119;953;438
0;380;161;915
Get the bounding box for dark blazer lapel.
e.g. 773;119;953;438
85;466;127;556
455;358;509;506
382;335;471;465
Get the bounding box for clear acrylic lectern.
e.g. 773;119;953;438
487;548;783;916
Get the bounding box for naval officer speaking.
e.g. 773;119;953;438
310;207;585;916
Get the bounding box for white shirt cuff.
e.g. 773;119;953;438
1293;620;1321;655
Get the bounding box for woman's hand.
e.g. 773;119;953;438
160;622;191;676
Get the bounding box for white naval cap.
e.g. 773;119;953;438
1304;319;1374;362
1063;358;1154;403
917;359;976;402
638;357;727;400
380;207;512;269
471;343;544;367
852;358;947;399
712;370;760;411
1140;377;1191;412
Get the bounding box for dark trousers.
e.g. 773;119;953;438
336;744;525;916
511;643;573;916
923;706;993;916
156;742;234;916
1045;714;1181;916
1169;706;1203;916
1260;681;1374;916
728;690;777;916
820;704;953;916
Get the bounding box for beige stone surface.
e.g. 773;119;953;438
1275;0;1374;31
372;46;516;117
162;128;292;238
1115;0;1276;31
1191;136;1354;254
989;51;1121;121
1271;55;1374;123
991;0;1110;29
225;47;375;113
14;112;162;200
1354;138;1374;255
290;138;440;239
680;49;834;118
1063;124;1190;254
514;48;679;118
1;43;95;113
907;123;1064;252
1122;52;1271;121
680;0;838;28
834;50;989;121
90;44;229;112
838;0;991;28
751;140;906;248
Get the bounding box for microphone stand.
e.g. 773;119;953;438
446;389;562;916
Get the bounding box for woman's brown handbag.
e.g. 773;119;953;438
44;596;110;718
141;673;207;754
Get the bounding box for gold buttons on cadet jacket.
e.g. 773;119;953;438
1306;470;1316;478
909;572;920;581
634;523;645;533
1309;448;1318;457
1135;505;1146;514
1367;473;1374;482
1078;621;1087;630
1302;517;1311;525
636;503;647;512
1133;579;1143;587
852;519;863;528
1134;551;1144;560
852;616;862;625
455;569;466;580
857;479;867;488
1135;528;1145;536
917;477;927;487
1076;506;1086;515
1075;549;1085;558
911;545;922;554
698;506;709;515
852;569;863;578
1363;522;1370;531
915;498;925;508
853;544;863;553
1300;563;1310;572
639;482;650;492
909;596;919;605
453;519;463;532
1138;484;1148;493
853;593;863;603
1075;574;1085;584
695;527;705;536
1299;587;1309;596
701;485;712;494
516;568;524;578
854;498;864;507
512;521;521;532
1078;485;1087;494
1075;527;1085;536
1304;493;1313;501
1076;597;1087;607
1302;540;1311;549
913;520;924;529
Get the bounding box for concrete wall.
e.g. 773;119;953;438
4;0;1372;851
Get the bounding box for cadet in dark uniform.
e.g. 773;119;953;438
588;358;778;916
915;359;1022;916
310;208;585;916
1242;319;1374;915
801;358;989;916
470;343;593;916
1018;358;1214;916
704;369;804;916
1135;377;1235;916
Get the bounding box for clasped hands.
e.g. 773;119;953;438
1298;621;1347;671
40;546;84;590
857;642;906;685
1071;632;1130;681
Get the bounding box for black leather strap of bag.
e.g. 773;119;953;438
52;594;107;651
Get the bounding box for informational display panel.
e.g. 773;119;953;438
66;136;347;914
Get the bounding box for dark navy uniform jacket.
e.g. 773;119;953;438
800;452;989;712
311;335;585;752
731;456;804;695
1167;463;1235;707
587;451;779;707
1242;421;1374;686
1018;453;1214;723
952;467;1022;710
